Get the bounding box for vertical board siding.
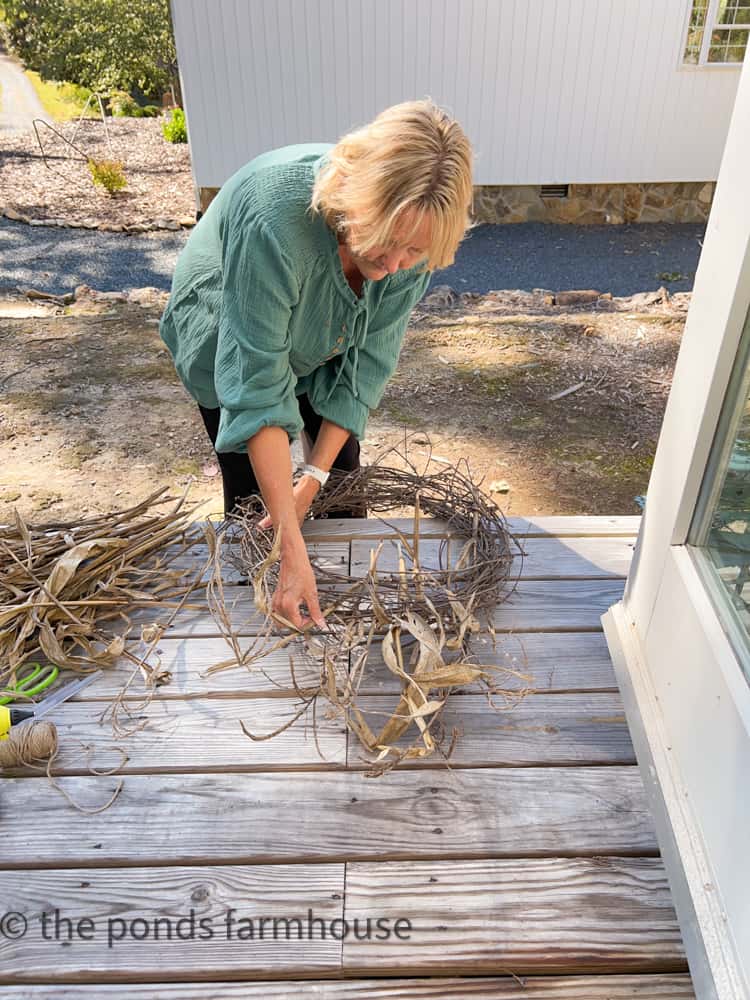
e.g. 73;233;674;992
172;0;743;190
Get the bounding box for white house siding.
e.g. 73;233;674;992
171;0;743;192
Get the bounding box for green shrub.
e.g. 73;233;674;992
109;90;142;117
142;104;160;117
88;158;127;193
162;107;187;143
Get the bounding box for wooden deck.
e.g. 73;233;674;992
0;514;697;997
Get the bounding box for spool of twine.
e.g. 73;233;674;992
0;721;58;768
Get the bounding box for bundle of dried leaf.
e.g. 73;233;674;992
0;487;206;692
206;447;530;776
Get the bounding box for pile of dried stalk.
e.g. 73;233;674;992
206;449;530;776
0;487;207;698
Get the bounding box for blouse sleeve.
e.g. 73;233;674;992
213;197;304;453
306;267;431;440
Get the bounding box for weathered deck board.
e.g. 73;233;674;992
360;631;618;694
179;532;634;588
0;767;657;867
2;696;347;776
11;691;633;776
349;693;634;767
129;579;625;636
0;973;696;997
492;580;625;631
349;536;636;579
342;858;686;975
170;539;351;584
0;864;344;981
0;859;683;980
299;515;641;542
65;631;617;703
128;534;630;637
64;632;617;711
69;641;333;699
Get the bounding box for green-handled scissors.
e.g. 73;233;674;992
0;663;59;705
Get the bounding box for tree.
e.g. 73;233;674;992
1;0;178;99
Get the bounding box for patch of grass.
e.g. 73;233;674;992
130;359;178;381
29;489;62;509
657;271;688;283
550;442;655;484
454;362;554;395
601;451;655;479
59;441;99;469
172;458;201;476
25;71;98;122
510;413;545;431
381;401;421;428
3;389;70;412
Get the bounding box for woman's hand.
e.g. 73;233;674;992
272;529;326;631
259;475;319;531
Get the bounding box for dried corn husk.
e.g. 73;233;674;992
0;487;207;690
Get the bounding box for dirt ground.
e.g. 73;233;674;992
0;287;686;525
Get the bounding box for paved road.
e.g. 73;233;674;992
0;216;706;297
0;50;46;134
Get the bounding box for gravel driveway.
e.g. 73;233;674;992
0;216;705;297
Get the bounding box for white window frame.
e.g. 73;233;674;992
682;0;749;68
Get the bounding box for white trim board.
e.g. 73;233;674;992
603;601;749;1000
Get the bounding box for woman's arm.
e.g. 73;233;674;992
258;418;351;529
307;418;352;470
247;426;326;631
251;418;351;629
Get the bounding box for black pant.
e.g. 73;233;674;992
198;393;363;516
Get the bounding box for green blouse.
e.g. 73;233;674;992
160;143;431;453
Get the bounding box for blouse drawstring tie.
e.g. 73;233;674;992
324;305;367;402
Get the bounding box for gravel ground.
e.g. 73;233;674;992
0;216;705;297
0;218;188;293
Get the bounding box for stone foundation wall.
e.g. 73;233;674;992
199;180;715;225
471;181;715;224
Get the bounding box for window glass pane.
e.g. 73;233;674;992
684;0;708;61
708;26;749;59
717;0;750;25
693;308;750;670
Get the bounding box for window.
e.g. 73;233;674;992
684;0;749;65
690;305;750;682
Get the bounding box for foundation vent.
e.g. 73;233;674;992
540;184;569;199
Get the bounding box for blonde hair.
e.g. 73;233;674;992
309;98;475;272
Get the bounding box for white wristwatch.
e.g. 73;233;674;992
300;463;330;487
